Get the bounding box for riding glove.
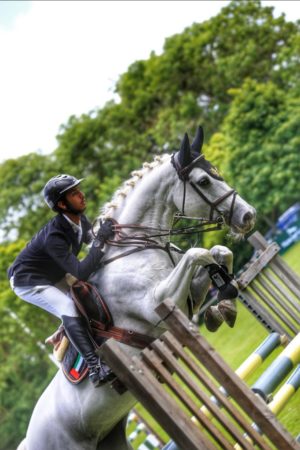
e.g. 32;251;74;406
93;220;115;248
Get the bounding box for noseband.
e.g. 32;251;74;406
171;153;237;225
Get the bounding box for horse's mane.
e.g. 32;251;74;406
99;153;171;219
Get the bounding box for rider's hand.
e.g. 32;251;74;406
93;220;115;248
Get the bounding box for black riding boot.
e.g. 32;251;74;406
62;315;114;387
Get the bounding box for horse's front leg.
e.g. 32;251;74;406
210;245;233;273
154;247;217;316
203;245;239;331
190;245;234;304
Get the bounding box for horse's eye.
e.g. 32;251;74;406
197;177;210;187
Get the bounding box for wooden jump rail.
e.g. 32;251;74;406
102;299;300;450
237;231;300;341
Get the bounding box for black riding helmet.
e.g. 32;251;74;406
43;174;84;210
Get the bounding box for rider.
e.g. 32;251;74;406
8;174;115;387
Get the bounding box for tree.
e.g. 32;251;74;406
222;78;300;226
116;0;298;142
0;241;57;449
0;153;56;240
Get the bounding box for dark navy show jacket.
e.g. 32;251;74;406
8;214;104;287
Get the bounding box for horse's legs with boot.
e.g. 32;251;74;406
203;245;239;331
154;247;218;314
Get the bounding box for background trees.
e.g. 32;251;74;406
223;79;300;224
0;1;299;447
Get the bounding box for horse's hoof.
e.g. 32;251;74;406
218;300;237;328
204;306;224;332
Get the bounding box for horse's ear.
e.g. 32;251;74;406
178;133;192;167
191;125;204;154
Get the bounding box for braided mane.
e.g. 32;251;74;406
99;154;170;219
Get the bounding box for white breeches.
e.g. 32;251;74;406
10;277;78;319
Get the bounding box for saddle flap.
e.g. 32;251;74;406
71;281;113;330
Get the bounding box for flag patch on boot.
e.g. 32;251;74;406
70;354;85;379
62;344;89;384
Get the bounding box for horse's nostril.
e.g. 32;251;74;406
243;212;253;223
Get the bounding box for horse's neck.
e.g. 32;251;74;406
112;160;177;231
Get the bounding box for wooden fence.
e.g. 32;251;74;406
237;231;300;341
102;298;300;450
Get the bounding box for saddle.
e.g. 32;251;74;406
46;279;154;385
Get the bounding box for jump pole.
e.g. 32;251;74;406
235;332;286;380
252;332;300;401
233;333;300;449
234;365;300;450
201;332;284;419
268;364;300;415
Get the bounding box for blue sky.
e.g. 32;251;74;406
0;1;299;162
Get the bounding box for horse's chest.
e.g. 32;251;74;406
98;265;170;298
98;253;172;285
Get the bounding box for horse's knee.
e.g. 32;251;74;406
210;245;232;258
210;245;233;273
186;248;215;267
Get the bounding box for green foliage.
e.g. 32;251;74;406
0;153;55;240
223;78;300;224
117;0;298;141
0;241;58;449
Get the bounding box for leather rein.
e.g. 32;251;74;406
96;220;223;268
89;156;237;348
95;154;237;268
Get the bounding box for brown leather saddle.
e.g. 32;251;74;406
47;280;155;385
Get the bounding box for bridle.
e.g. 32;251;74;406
94;154;238;268
171;152;237;225
92;154;237;322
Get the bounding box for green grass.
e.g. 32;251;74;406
128;241;300;448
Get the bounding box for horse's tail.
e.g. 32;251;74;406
16;438;26;450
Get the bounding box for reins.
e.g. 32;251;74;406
95;153;237;267
93;218;224;268
88;152;237;345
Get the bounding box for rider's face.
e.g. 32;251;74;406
64;186;86;213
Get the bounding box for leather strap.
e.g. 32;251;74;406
71;281;155;350
90;319;155;349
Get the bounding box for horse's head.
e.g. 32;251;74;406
171;126;256;236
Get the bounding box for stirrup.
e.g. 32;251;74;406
88;360;115;387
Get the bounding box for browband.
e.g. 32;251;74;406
171;152;224;181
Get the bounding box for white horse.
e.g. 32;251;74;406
19;127;256;450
